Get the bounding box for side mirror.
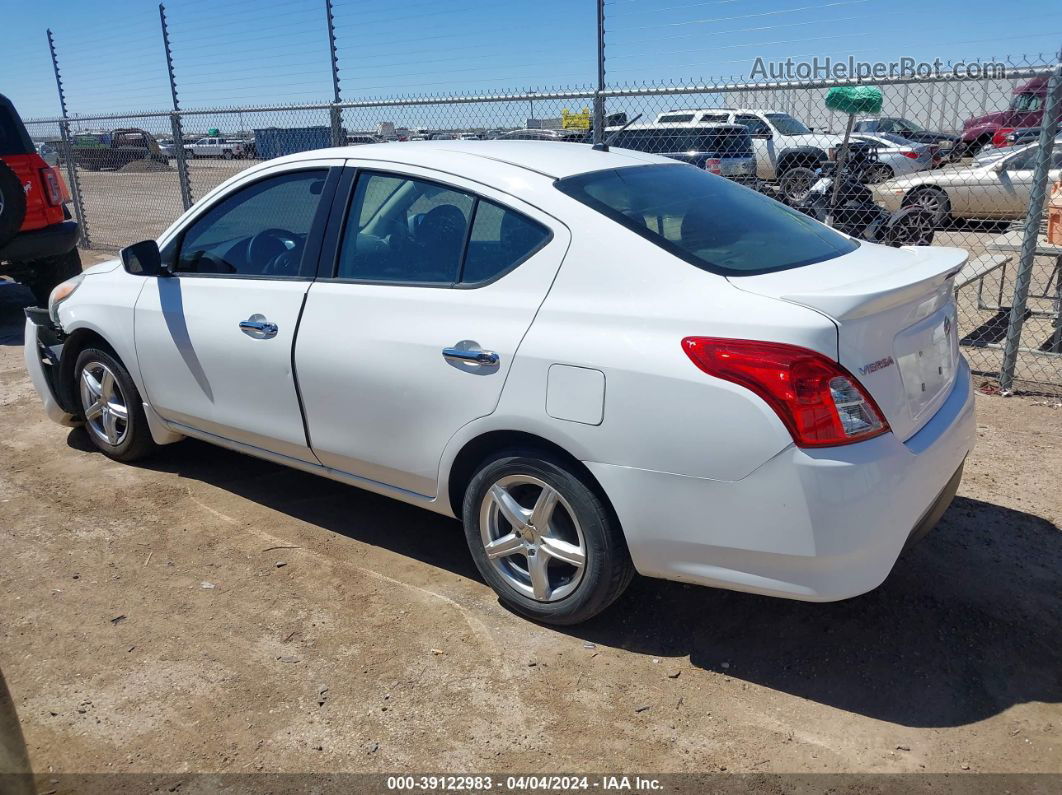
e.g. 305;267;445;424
120;239;168;276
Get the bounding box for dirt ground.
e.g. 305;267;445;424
0;255;1060;782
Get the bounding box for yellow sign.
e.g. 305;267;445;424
562;108;591;130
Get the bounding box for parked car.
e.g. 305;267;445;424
961;76;1054;156
850;133;937;181
853;117;962;162
990;126;1043;151
875;140;1062;222
604;122;757;183
185;137;245;159
26;141;975;625
0;92;81;303
973;133;1062;168
35;142;59;167
71;128;168;171
653;108;847;185
347;134;383;145
496;128;586;142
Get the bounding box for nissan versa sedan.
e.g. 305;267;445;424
25;141;976;625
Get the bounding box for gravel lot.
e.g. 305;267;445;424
1;254;1060;783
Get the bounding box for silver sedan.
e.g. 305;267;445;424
851;133;935;182
874;141;1062;221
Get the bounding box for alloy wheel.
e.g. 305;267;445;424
79;361;129;447
479;474;587;602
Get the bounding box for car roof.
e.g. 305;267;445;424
269;140;669;179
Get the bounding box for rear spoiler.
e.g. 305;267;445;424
778;246;967;321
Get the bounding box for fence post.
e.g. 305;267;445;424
159;4;192;211
46;29;90;249
999;56;1062;392
325;0;344;147
592;0;605;145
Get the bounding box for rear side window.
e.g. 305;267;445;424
463;200;550;284
555;164;858;275
0;100;33;155
336;172;549;285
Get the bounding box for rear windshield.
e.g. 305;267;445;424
611;127;751;155
555;163;859;275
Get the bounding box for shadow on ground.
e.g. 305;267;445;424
0;281;34;346
67;430;1062;731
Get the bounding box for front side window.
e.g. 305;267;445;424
555;163;859;275
1011;93;1044;112
734;115;771;137
335;172;550;285
176;169;327;277
764;113;812;135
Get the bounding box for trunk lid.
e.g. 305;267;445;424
728;243;967;441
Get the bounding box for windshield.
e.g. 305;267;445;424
1010;93;1044;112
765;113;811;135
555;164;858;275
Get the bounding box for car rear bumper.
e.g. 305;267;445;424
0;220;78;263
587;357;976;602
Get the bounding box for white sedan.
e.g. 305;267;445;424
25;141;976;625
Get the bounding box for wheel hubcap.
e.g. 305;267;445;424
480;475;586;602
79;361;129;447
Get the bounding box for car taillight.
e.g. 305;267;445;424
902;151;920;160
704;158;721;174
992;128;1014;149
40;167;62;205
681;337;889;448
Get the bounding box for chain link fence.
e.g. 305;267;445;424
20;54;1062;393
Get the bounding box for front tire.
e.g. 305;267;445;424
462;450;633;625
903;186;950;226
74;347;157;462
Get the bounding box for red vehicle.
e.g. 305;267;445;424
0;92;81;304
961;76;1054;156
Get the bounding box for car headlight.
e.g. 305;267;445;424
48;274;84;325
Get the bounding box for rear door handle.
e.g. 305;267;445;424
239;315;278;339
442;346;499;366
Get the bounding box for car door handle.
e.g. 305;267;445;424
442;346;499;366
239;316;278;338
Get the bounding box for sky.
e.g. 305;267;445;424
2;0;1060;123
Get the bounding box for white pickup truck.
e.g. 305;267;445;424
654;108;846;183
183;137;245;159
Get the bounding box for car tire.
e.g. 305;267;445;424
865;163;894;184
903;186;951;226
222;150;233;160
0;160;27;249
462;450;634;625
778;166;818;204
73;346;157;462
25;248;82;306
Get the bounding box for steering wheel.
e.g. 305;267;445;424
247;228;299;274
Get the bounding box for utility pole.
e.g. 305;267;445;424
46;29;90;248
325;0;344;146
160;4;193;210
593;0;606;145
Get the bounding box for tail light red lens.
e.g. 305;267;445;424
705;158;721;174
40;168;62;205
992;128;1015;148
681;337;889;448
902;151;920;160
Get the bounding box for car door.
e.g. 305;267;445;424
982;146;1062;217
734;114;775;178
134;160;342;462
295;165;569;496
